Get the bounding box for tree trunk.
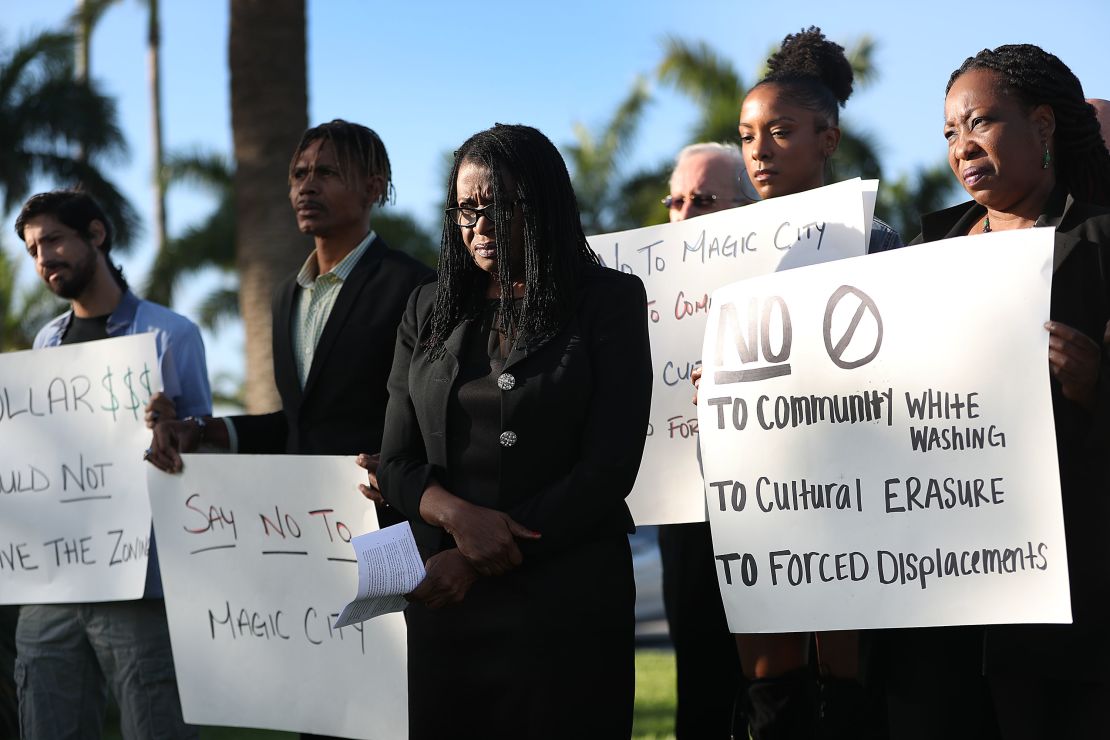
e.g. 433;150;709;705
147;0;167;269
228;0;308;413
75;0;90;163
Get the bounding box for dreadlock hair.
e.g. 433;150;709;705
752;26;854;130
15;189;128;291
288;119;394;205
946;44;1110;207
426;123;602;358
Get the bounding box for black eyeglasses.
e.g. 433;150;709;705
662;193;747;210
445;201;520;228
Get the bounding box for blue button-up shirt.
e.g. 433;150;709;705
35;289;212;597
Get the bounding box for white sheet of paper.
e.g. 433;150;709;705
334;521;425;627
698;229;1070;631
0;333;161;603
586;179;871;525
147;454;407;740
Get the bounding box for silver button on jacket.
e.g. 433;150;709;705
496;372;516;391
499;430;518;447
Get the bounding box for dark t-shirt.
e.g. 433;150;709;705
60;314;110;345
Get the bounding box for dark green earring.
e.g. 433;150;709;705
1042;143;1051;169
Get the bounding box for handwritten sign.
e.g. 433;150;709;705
587;179;871;524
148;455;407;740
698;229;1071;631
0;333;160;603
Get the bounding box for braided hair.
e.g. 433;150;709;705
753;26;854;129
947;44;1110;207
426;124;601;357
288;119;394;205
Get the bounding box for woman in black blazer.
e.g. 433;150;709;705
877;44;1110;740
376;124;652;739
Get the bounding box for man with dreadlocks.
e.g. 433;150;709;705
147;122;431;737
376;123;652;739
149;119;431;471
875;45;1110;740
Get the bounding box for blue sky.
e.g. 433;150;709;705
5;0;1109;388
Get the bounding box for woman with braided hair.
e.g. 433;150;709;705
376;123;652;738
880;44;1110;740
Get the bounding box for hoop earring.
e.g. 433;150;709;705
1042;142;1051;170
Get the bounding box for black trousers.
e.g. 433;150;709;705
659;522;745;739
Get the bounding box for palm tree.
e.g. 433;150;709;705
0;247;66;351
0;30;139;247
877;162;959;241
229;0;308;413
72;0;169;260
140;0;168;264
658;37;747;145
655;35;955;234
564;77;653;235
145;150;235;317
660;35;883;179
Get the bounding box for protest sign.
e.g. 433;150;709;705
698;229;1071;631
0;333;160;603
586;179;871;524
148;455;407;740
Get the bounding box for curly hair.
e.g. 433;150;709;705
947;44;1110;207
15;189;127;290
426;124;601;357
754;26;854;128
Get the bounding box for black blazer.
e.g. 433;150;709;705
378;263;653;557
231;235;434;457
916;191;1110;677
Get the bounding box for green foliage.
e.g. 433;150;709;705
876;160;961;241
0;30;140;248
565;77;653;235
0;245;66;352
657;37;746;146
144;150;235;309
374;209;440;268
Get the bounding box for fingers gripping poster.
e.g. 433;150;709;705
586;179;872;525
147;455;407;740
0;333;161;603
698;230;1071;631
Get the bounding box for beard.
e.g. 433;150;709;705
44;245;98;299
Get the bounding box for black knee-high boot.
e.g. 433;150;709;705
743;667;819;740
817;675;888;740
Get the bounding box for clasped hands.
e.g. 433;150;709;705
356;455;540;609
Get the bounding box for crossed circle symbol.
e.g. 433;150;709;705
823;285;883;369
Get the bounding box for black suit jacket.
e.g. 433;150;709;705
231;235;434;458
378;263;653;557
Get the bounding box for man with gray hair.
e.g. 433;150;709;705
663;142;756;222
659;141;753;739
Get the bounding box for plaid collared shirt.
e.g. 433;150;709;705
291;231;375;387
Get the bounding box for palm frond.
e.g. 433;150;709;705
197;286;241;331
657;37;743;108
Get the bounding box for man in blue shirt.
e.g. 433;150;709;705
14;190;210;739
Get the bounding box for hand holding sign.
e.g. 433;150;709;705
698;230;1070;632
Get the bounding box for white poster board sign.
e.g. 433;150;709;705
148;455;407;740
0;333;160;603
698;229;1071;632
587;179;871;524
